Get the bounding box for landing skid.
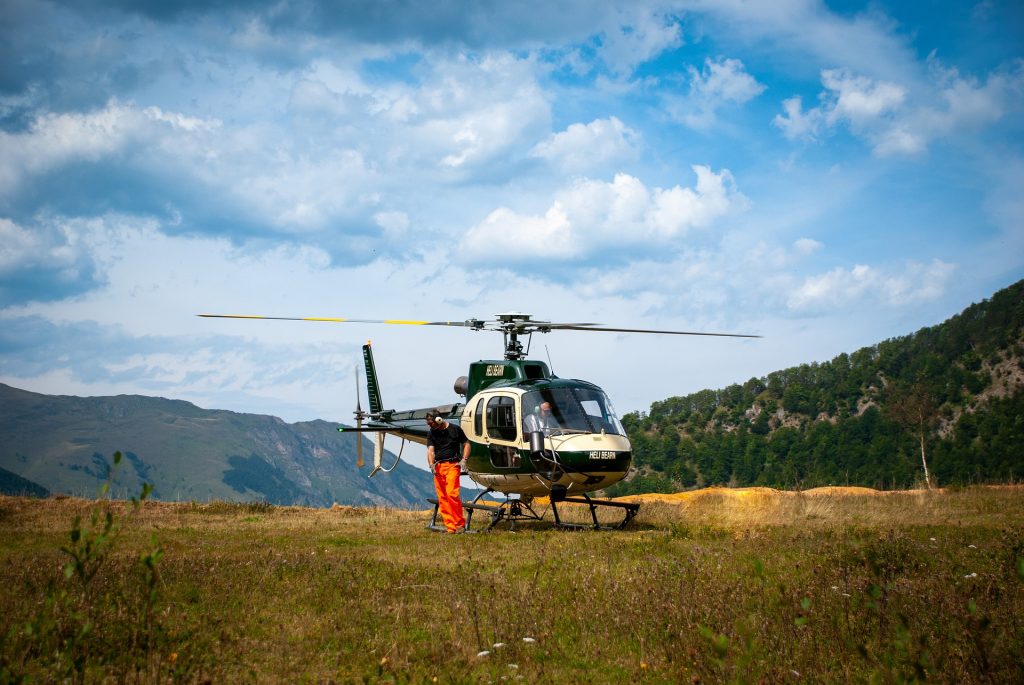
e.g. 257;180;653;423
426;489;639;532
550;494;640;531
426;491;544;532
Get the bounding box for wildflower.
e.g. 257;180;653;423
640;661;649;670
508;664;519;669
968;544;977;549
380;657;388;666
929;537;936;542
964;572;978;579
522;637;537;644
168;652;178;663
493;642;506;649
477;650;491;658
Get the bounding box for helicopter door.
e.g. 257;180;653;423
484;394;520;468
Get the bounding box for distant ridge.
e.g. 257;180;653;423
0;384;434;507
0;465;49;498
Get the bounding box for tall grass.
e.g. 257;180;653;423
1;486;1022;683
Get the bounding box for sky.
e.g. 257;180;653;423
2;0;1023;472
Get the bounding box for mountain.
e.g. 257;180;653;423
0;465;49;498
0;384;435;507
611;279;1024;494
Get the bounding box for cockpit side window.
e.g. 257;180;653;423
486;396;518;442
579;399;602;420
474;397;484;436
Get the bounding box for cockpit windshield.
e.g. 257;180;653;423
522;387;626;437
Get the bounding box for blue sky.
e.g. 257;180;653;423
2;1;1023;449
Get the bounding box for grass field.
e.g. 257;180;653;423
1;486;1022;683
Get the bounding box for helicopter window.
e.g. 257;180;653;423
489;444;520;469
522;388;626;436
486;396;518;442
474;398;484;436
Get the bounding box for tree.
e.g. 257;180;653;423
885;381;938;488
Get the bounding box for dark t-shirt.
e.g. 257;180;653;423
428;423;468;460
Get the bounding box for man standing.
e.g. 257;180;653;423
426;410;469;533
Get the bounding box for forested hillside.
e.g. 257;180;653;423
609;279;1024;494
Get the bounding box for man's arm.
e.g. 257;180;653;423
427;445;436;470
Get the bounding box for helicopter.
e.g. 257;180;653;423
198;312;759;530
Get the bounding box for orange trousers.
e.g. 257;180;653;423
433;461;466;533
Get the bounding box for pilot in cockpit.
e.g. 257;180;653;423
524;400;556;434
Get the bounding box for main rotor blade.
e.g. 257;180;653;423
198;314;476;327
546;324;761;338
198;313;760;337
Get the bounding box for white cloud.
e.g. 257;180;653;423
788;263;874;311
0;218;40;272
286;52;552;184
871;126;926;156
774;69;906;147
0;101;193;195
463;166;747;261
0;215;105;305
394;53;551;171
530;116;639;173
231;149;376;232
820;69;905;127
773;96;823;140
565;233;829;311
787;259;957;312
288;78;356;119
0;51;554;243
793;238;823;255
677;57;765;129
597;8;683;76
775;61;1024;156
464;205;577;257
683;0;921;85
926;57;1023;133
374;210;411;241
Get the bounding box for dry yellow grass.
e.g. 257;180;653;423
614;484;1024;529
